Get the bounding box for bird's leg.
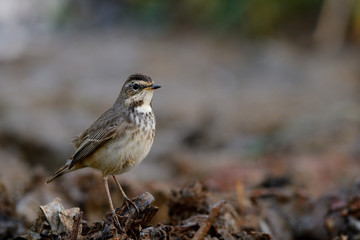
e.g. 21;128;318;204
103;176;123;230
112;175;139;213
103;176;115;212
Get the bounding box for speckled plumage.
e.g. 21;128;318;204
46;73;160;212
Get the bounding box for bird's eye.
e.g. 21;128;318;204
132;84;139;90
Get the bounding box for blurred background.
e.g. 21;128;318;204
1;0;360;229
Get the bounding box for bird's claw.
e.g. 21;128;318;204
110;210;123;230
123;196;140;213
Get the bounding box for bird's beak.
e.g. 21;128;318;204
146;84;161;90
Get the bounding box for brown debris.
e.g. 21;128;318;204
192;200;226;240
140;182;271;239
26;192;158;240
18;179;360;239
250;186;329;240
27;198;81;239
325;183;360;239
5;174;360;240
0;181;26;239
168;181;209;223
23;182;271;239
70;211;83;240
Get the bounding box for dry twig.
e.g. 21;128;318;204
192;200;226;240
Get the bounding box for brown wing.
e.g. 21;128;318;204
69;108;121;169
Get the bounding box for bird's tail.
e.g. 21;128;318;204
46;161;71;184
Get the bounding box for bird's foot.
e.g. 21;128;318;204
123;196;139;213
110;210;123;231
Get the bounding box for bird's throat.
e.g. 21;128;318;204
134;103;152;113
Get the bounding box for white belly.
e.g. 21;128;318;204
86;111;155;176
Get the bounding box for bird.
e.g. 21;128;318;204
46;73;161;212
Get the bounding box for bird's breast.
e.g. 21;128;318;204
93;108;155;176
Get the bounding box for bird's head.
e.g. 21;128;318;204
119;73;161;109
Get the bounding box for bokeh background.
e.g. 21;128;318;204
1;0;360;229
